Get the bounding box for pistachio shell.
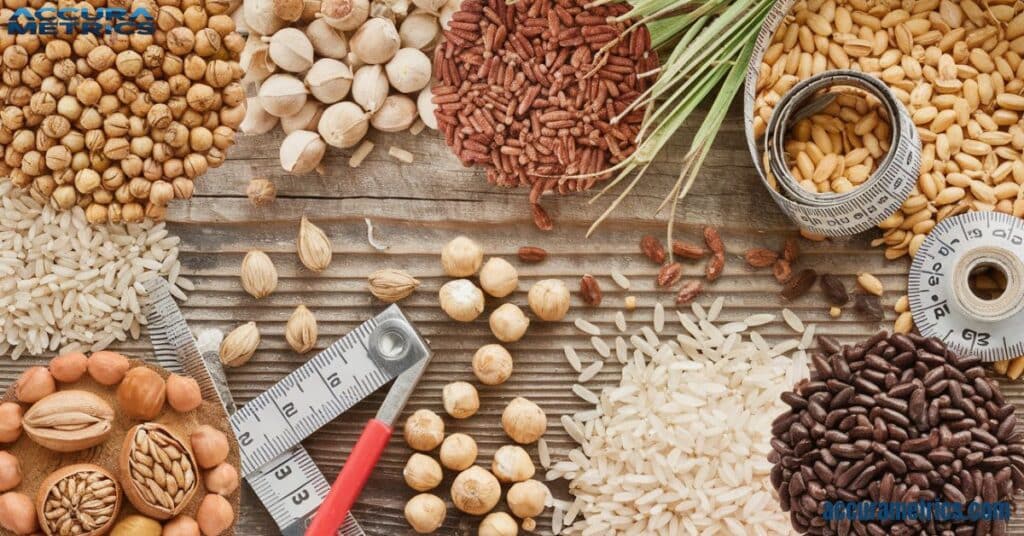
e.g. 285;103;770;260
258;74;308;117
318;101;368;148
399;10;439;49
305;58;353;104
350;17;400;64
267;28;314;72
244;0;286;35
371;94;416;132
240;97;279;134
417;86;437;130
322;0;369;30
351;64;389;112
280;100;323;134
305;18;349;59
385;47;431;93
280;130;326;174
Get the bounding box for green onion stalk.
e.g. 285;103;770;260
582;0;777;243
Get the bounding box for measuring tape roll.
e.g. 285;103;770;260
909;212;1024;362
743;2;922;237
758;70;921;237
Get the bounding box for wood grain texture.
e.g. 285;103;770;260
4;103;1023;535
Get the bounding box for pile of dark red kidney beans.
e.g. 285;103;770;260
771;332;1023;535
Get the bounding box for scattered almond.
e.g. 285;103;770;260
640;235;666;264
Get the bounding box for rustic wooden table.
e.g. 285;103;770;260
7;103;1020;535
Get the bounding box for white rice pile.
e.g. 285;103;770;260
552;302;812;535
0;182;191;359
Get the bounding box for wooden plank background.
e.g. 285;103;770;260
4;103;1023;535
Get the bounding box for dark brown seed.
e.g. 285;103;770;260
854;294;884;320
657;262;682;287
773;259;792;283
579;274;602;306
640;235;666;264
781;268;817;300
675;280;702;305
671;240;705;259
517;246;547;263
744;247;778;268
819;274;849;306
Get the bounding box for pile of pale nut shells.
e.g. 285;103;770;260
240;0;447;173
0;0;246;224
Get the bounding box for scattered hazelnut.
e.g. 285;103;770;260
450;466;500;516
87;350;130;385
403;453;443;492
479;257;518;297
442;381;479;419
246;177;277;206
528;279;571;321
191;425;230;469
166;373;204;412
0;492;37;535
439;433;477;471
195;494;233;536
440;236;483;277
472;344;513;386
507;480;549;519
48;352;88;383
0;404;23;443
117;366;167;420
162;515;201;536
203;463;240;496
491;445;534;483
403;409;444;451
501;397;546;444
404;493;445;534
438;279;484;322
479;512;517;536
14;366;55;403
488;303;529;343
0;453;21;492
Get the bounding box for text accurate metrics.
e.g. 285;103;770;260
743;1;1024;364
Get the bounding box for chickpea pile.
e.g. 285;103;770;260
0;0;245;223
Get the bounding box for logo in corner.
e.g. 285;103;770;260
5;6;155;36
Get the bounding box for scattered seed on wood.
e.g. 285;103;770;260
591;336;610;358
409;119;426;136
675;281;703;305
854;293;884;320
388;146;414;163
857;272;884;296
518;246;547;262
672;240;706;259
579;275;602;306
782;308;804;333
624;296;637;310
705;254;724;282
532;203;553;231
610;270;630;290
574;318;601;336
745;248;778;268
653;303;665;332
829;306;842;318
349;141;375;168
657;262;682;287
641;235;667;264
563;345;582;373
703;226;724;255
782;237;799;263
578;360;603;383
819;274;849;306
781;269;818;301
707;297;724;322
614;311;627;332
773;259;793;283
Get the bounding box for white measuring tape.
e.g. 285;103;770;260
743;2;920;237
909;212;1024;362
144;280;430;535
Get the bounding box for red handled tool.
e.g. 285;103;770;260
305;357;432;536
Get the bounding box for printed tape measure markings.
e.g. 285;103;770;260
909;212;1024;362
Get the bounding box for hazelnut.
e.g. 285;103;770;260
507;480;548;519
438;279;484;322
472;344;513;385
190;425;229;469
488;303;529;343
48;352;88;383
14;367;55;403
527;279;571;321
439;433;477;471
0;403;24;443
404;493;445;534
87;350;130;385
203;464;239;496
403;453;442;492
441;236;483;277
166;373;203;412
442;381;479;419
479;257;518;298
117;366;167;420
403;409;444;451
450;466;500;516
478;512;517;536
195;494;233;536
501;397;546;444
491;445;534;483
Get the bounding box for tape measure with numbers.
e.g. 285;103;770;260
143;279;431;535
909;212;1024;362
